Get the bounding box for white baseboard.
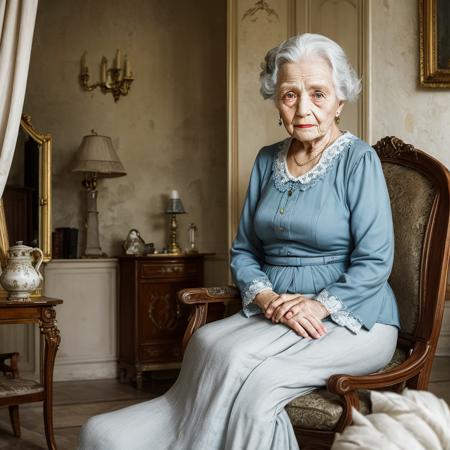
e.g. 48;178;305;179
54;360;118;381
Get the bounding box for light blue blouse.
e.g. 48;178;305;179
230;132;400;334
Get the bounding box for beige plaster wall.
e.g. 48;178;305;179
370;0;450;169
23;0;228;281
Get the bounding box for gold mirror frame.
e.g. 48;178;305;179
0;114;52;267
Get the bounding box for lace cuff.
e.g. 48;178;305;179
316;289;363;334
241;278;273;317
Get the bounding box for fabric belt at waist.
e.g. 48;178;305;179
264;254;349;267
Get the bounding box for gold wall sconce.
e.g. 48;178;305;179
79;50;134;102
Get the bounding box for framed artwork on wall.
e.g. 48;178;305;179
419;0;450;87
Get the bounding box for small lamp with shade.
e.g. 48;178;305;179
165;190;186;254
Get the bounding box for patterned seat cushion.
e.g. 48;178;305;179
285;347;408;430
0;377;44;398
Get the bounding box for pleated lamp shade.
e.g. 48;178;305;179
165;198;186;214
72;134;126;178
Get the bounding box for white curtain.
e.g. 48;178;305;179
0;0;38;198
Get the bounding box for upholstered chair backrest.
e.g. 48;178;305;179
374;136;450;342
380;163;435;335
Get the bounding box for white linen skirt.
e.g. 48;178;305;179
78;312;397;450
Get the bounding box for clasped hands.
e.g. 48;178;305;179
254;291;330;339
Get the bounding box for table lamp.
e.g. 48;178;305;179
165;190;185;254
72;131;126;257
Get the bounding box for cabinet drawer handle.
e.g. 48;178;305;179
161;266;183;274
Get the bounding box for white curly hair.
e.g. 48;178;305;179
259;33;361;102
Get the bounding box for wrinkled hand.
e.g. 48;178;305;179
263;293;300;320
268;294;329;339
253;290;280;312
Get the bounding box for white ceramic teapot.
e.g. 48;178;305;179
0;241;44;301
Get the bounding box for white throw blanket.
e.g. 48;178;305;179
332;389;450;450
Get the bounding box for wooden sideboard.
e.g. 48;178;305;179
118;254;207;388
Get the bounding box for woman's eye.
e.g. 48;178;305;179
313;91;325;100
283;91;297;102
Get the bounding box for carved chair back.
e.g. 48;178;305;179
374;137;450;359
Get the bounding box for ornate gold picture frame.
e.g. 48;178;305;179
419;0;450;87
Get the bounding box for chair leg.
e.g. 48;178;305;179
8;405;21;437
43;399;57;450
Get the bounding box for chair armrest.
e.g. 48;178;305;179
327;342;429;395
178;286;241;305
0;352;20;378
179;286;241;354
327;342;430;432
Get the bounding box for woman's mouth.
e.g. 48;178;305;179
294;124;315;128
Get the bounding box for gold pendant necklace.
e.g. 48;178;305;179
292;147;327;167
291;132;342;168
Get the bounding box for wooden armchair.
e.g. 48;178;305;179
178;137;450;450
0;352;21;436
0;352;48;438
0;298;62;450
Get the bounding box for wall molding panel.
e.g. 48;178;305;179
227;0;293;249
294;0;370;141
227;0;240;250
44;259;118;381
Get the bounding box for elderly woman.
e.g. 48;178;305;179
79;33;399;450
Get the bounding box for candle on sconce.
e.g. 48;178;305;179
124;54;131;78
115;49;121;69
79;49;134;102
81;52;88;75
100;57;107;83
170;190;179;199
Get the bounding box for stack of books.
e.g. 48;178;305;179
52;227;78;259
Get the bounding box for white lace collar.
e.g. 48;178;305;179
273;131;356;192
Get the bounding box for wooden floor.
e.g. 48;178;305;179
1;357;449;450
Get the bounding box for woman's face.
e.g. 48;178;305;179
276;56;343;143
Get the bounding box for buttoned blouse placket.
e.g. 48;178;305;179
273;187;295;246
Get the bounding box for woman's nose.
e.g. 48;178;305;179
296;94;311;117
